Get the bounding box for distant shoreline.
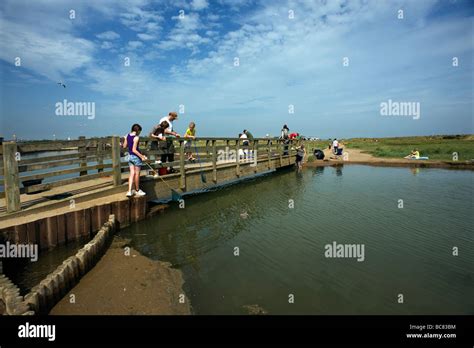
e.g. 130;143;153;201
305;147;474;170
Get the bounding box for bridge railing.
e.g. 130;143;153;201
0;136;300;213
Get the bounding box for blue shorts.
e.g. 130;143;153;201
184;140;192;151
128;154;143;167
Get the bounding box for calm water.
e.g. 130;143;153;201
119;165;474;315
4;239;83;296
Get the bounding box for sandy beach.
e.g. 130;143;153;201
50;236;191;315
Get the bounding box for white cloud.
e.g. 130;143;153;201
216;0;254;11
0;0;155;81
120;7;162;32
137;33;156;41
207;13;219;21
127;40;144;50
0;19;94;82
205;30;219;37
100;41;114;49
156;12;212;52
191;0;209;11
96;31;120;40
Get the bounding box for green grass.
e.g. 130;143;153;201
298;135;474;161
298;140;328;162
342;135;474;161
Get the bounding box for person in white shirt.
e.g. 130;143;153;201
158;112;180;169
238;133;247;159
332;138;339;154
159;112;179;135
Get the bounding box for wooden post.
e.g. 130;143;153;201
111;136;122;186
179;140;186;190
253;140;258;173
267;139;271;169
278;139;283;167
287;140;291;165
235;139;240;177
78;136;87;176
2;142;21;213
97;138;104;173
212;140;217;183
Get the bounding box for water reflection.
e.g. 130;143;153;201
312;166;325;177
334;165;343;176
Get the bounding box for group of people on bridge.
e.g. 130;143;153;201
122;113;307;197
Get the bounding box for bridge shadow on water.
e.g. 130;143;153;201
149;165;297;205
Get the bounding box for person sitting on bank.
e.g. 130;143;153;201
149;120;169;164
184;121;196;161
159;112;180;172
332;138;339;154
404;149;420;159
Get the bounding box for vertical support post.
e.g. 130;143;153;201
97;138;104;173
287;140;293;164
78;136;87;176
179;140;186;190
253;140;258;173
3;142;21;213
111;136;122;186
278;139;283;167
267;139;271;169
235;139;240;177
212;140;217;183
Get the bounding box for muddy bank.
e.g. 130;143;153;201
306;148;474;170
50;236;190;315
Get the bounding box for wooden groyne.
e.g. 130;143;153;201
0;215;116;315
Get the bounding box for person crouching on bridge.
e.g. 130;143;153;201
123;124;147;197
149;120;170;164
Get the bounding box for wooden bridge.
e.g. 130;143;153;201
0;136;298;234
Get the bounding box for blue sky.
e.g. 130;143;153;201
0;0;472;140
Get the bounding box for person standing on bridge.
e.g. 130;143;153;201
243;129;253;145
184;121;196;161
123;124;147;197
289;132;298;140
159;112;180;172
280;124;290;156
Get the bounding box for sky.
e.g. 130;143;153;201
0;0;473;140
